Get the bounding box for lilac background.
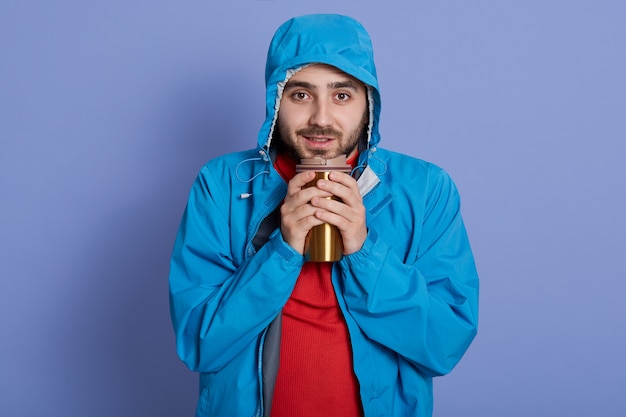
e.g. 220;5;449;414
1;1;625;416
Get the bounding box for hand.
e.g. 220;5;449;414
280;170;332;254
310;171;367;255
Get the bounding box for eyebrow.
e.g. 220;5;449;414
284;79;362;92
329;80;361;91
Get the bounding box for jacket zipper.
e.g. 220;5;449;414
256;326;270;417
246;198;282;416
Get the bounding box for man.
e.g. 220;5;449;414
169;14;479;417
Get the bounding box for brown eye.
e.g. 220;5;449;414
335;92;350;101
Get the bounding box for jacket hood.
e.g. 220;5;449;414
257;14;382;160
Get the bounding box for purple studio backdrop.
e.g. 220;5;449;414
1;1;625;416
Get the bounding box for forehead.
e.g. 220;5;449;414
288;64;365;89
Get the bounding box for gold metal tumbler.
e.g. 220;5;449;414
296;155;352;262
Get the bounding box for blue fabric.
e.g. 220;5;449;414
169;13;479;417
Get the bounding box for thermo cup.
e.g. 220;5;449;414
296;155;352;262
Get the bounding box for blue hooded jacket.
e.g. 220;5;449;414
169;14;479;417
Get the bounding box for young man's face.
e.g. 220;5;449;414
276;64;369;161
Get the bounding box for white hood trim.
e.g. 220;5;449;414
366;85;375;148
265;67;304;151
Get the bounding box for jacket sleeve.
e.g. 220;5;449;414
339;168;479;377
169;167;303;373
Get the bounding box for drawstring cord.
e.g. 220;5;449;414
235;149;271;184
351;146;387;177
368;147;388;175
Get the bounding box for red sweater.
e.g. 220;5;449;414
271;153;363;417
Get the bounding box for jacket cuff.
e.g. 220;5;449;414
268;228;305;266
341;228;379;268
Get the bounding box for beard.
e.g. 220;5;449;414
273;113;369;161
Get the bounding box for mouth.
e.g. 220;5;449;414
303;135;336;147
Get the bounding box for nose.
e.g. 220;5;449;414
309;98;331;127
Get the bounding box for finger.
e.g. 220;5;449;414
287;171;315;192
312;204;367;255
280;198;326;254
316;173;362;206
284;173;331;210
311;196;365;225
